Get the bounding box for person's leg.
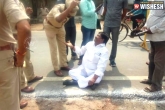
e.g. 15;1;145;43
78;73;103;88
70;26;77;57
140;42;155;85
65;26;70;55
89;29;96;42
103;26;111;43
23;50;35;81
152;41;165;89
69;67;87;80
109;27;120;66
140;45;154;85
0;50;19;110
148;42;155;81
131;14;144;29
63;67;85;86
131;16;138;29
20;69;27;89
21;51;42;91
81;25;91;47
79;26;91;64
57;27;68;68
44;20;59;71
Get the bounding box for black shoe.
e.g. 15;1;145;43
63;79;78;86
110;61;116;67
89;84;98;90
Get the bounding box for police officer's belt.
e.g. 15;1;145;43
45;18;61;29
0;44;13;51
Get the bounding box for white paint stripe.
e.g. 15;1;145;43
39;76;152;81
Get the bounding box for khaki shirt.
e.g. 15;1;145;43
11;1;29;34
47;4;69;28
0;0;29;46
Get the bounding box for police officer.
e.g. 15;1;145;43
44;0;79;76
0;0;31;110
11;0;43;94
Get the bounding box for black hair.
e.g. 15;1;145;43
98;32;109;45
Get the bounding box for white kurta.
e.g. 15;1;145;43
145;0;165;41
69;41;109;88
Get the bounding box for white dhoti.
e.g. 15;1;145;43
69;66;102;88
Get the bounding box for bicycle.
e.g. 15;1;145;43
109;14;146;42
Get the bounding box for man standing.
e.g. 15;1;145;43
78;0;97;65
12;0;43;94
140;0;165;92
44;0;79;76
65;17;79;60
63;32;109;90
0;0;31;110
103;0;128;67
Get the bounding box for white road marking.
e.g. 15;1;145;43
39;76;152;81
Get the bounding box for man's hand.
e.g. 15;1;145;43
26;7;33;15
68;0;80;11
126;12;133;17
88;75;99;86
66;41;74;48
129;13;133;17
141;26;153;34
14;51;25;67
15;54;24;67
141;26;147;31
146;29;153;34
88;77;96;86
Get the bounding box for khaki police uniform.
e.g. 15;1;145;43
0;0;29;110
11;1;35;90
44;4;68;71
44;0;79;71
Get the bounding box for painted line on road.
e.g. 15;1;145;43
39;76;153;82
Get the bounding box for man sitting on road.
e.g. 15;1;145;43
63;32;109;90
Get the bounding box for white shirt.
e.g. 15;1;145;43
145;0;165;41
75;41;109;77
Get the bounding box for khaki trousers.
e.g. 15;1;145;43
20;49;35;89
44;20;68;70
0;50;19;110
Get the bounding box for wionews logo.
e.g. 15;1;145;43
134;1;164;10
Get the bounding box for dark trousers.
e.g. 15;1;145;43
148;41;165;88
103;26;120;63
131;14;145;29
65;26;76;56
80;25;96;60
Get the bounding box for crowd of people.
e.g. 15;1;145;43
0;0;165;109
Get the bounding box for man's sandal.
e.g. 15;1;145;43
54;70;63;77
21;86;35;93
144;84;162;92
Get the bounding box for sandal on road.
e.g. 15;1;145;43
28;76;43;83
21;86;35;93
144;84;162;92
54;70;64;77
